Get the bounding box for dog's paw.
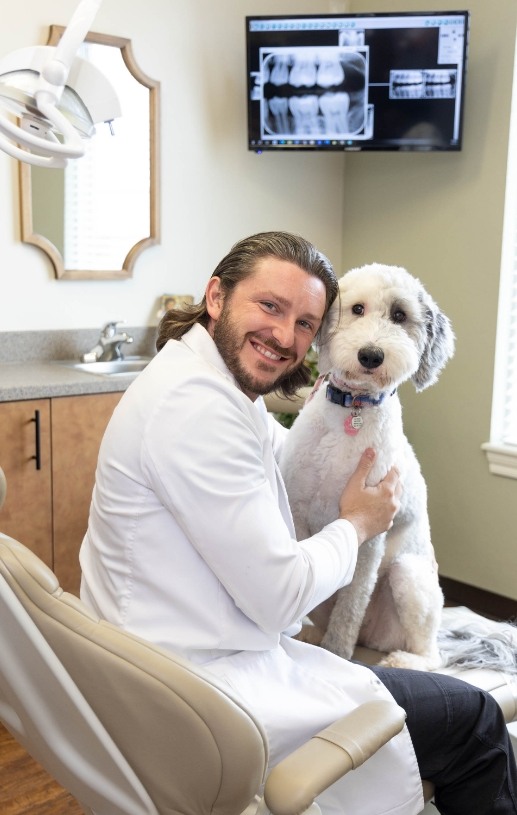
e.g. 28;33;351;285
295;623;325;646
379;650;442;671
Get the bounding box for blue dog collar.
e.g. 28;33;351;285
326;383;392;408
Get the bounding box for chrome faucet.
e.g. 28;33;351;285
81;321;134;363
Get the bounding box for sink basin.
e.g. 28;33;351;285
57;356;153;378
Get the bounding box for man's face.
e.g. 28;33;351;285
206;257;326;400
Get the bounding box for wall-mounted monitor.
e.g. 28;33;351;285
246;11;469;152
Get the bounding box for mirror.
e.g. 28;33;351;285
19;28;160;280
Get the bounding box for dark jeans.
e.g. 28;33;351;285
368;665;517;814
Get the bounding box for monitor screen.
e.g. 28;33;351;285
246;11;470;152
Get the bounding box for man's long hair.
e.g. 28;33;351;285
156;231;339;397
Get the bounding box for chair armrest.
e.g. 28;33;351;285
264;699;406;815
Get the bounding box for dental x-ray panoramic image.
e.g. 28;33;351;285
261;47;368;140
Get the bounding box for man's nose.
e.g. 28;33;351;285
271;319;295;349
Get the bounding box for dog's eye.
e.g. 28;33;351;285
391;309;407;324
352;304;364;316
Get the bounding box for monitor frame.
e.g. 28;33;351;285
246;10;470;153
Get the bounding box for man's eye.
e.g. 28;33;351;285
298;320;313;331
352;304;364;316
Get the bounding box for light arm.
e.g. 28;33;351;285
0;0;105;167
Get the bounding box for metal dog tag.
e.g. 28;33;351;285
344;411;363;435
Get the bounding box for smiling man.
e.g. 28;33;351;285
80;232;517;815
207;256;326;398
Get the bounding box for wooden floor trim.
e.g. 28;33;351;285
440;576;517;622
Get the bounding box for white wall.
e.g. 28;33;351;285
0;0;348;331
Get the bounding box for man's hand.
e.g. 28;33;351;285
338;448;402;545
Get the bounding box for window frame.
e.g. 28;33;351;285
482;42;517;480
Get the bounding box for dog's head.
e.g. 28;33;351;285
317;263;455;394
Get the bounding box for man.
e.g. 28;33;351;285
81;232;517;814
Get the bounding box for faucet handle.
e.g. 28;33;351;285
101;320;125;338
81;350;99;363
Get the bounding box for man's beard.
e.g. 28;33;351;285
212;303;301;398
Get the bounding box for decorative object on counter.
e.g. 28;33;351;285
19;29;160;280
156;294;194;320
0;0;116;168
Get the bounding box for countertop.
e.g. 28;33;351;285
0;360;145;401
0;327;157;403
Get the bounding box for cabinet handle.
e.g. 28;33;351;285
30;410;41;470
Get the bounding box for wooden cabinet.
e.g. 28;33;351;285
0;400;52;566
0;391;122;595
51;392;122;594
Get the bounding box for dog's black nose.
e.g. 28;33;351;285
358;345;384;369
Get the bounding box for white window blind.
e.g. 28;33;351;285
483;41;517;478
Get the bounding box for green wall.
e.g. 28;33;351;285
342;0;517;598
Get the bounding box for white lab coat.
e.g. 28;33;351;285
80;323;423;815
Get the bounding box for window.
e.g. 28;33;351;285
482;46;517;479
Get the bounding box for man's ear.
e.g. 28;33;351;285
205;276;224;321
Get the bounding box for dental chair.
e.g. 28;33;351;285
0;529;410;815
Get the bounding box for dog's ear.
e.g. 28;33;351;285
412;296;455;391
314;294;341;374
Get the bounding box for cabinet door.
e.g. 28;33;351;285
0;400;52;566
51;391;122;594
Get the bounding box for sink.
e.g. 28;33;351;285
56;356;153;378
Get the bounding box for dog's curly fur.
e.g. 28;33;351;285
280;263;455;670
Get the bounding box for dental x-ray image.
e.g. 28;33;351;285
390;70;457;100
261;47;367;139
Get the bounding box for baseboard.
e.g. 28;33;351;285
440;576;517;622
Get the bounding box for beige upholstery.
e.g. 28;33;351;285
0;533;408;815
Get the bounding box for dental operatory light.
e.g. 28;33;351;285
0;0;120;168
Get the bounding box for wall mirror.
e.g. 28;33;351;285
20;27;160;280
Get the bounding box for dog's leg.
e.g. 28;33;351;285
379;553;444;670
320;535;385;659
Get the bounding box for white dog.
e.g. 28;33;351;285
280;263;455;670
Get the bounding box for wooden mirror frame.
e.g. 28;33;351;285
19;27;161;280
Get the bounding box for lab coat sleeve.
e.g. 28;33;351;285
140;377;358;635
